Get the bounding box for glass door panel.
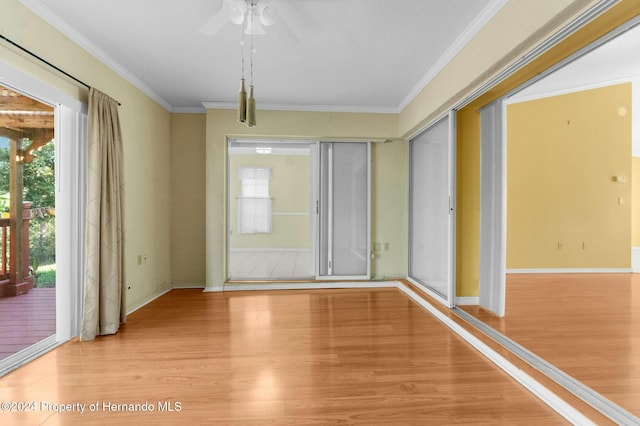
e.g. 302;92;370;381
318;142;369;279
409;113;455;307
0;84;56;364
227;140;315;280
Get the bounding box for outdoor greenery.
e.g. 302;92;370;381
0;138;56;287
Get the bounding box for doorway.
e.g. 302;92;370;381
226;139;371;281
470;17;640;420
0;66;85;376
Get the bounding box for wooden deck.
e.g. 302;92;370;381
0;288;566;425
0;288;56;360
459;273;640;418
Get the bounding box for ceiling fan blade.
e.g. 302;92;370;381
271;15;299;47
198;9;229;36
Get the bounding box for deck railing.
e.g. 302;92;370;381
0;203;34;296
0;217;9;281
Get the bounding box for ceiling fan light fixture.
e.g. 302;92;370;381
259;3;279;27
246;85;256;127
237;78;247;123
223;0;246;25
245;10;266;35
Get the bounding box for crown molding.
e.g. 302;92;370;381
201;101;398;114
172;106;206;114
19;0;173;111
398;0;508;112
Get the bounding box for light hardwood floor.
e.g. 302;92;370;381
0;288;567;425
460;273;640;418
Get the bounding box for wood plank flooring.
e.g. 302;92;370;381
0;288;56;360
0;288;565;425
460;273;640;417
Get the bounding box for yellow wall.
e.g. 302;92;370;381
171;113;206;287
1;0;173;310
507;84;632;269
455;108;481;296
229;153;310;249
205;109;404;288
448;1;638;296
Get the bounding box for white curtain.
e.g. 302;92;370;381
80;88;126;341
237;198;272;233
237;166;272;233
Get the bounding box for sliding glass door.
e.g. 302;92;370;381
408;113;456;307
227;140;315;280
227;139;370;282
317;142;370;280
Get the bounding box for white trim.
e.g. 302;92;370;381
126;288;172;316
171;107;206;114
478;100;507;317
398;0;508;112
272;212;310;216
633;79;640;158
222;281;397;292
201;101;397;114
506;268;633;274
397;283;595;426
229;248;309;253
171;283;206;289
19;0;173;111
456;296;479;305
0;336;60;377
0;62;84;113
632;247;640;273
506;77;637;105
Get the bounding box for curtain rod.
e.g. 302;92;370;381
0;34;121;106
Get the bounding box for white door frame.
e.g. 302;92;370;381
316;141;371;281
478;100;506;316
0;62;85;376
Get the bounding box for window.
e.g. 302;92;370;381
237;167;272;233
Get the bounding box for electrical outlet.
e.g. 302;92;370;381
583;242;588;251
384;242;390;251
557;242;563;250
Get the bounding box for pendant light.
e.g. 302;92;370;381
237;19;247;123
246;9;256;127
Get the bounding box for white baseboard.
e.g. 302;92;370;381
506;268;632;274
126;287;172;315
172;283;206;289
456;297;479;306
223;281;399;292
632;247;640;273
230;248;309;252
396;282;593;425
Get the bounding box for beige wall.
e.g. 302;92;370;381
205;109;403;289
507;84;632;269
171;113;206;287
1;0;173;310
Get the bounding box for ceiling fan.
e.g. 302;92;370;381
199;0;285;37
